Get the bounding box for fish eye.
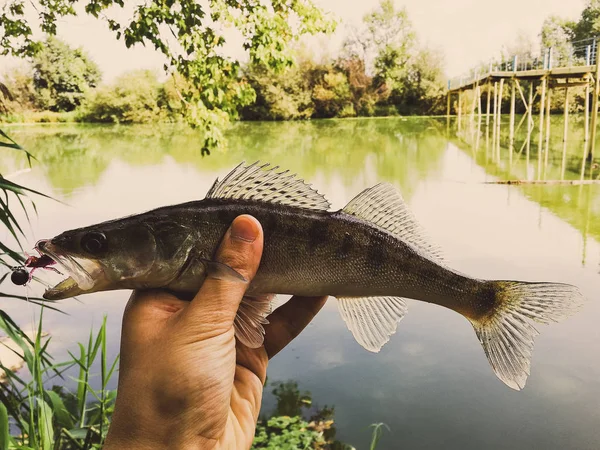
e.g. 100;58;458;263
81;231;107;255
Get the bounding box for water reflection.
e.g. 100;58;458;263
452;111;600;248
0;120;598;450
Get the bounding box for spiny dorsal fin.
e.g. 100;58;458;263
342;183;444;264
207;162;330;210
337;296;408;352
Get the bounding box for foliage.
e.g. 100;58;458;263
241;0;445;120
312;68;355;118
79;70;169;124
0;0;336;152
1;0;447;125
0;66;37;114
573;0;600;42
252;415;329;449
0;312;119;449
0;127;50;267
241;62;314;121
342;0;444;116
31;37;101;112
253;380;350;449
540;16;576;65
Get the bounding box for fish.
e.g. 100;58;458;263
34;161;585;390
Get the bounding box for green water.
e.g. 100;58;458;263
0;118;599;449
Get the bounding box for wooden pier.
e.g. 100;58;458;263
447;40;600;180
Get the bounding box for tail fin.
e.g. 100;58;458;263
472;281;585;390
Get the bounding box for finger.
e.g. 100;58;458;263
263;295;328;358
182;215;264;332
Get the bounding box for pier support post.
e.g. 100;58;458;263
477;85;483;124
476;85;482;149
486;82;491;129
470;84;478;138
582;76;591;180
493;81;498;152
561;86;569;180
589;55;600;165
497;79;504;160
544;83;552;177
458;90;463;132
538;76;547;180
527;82;533;166
509;78;516;163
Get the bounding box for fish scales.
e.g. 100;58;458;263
145;198;480;310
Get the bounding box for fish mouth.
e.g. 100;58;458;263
36;240;104;300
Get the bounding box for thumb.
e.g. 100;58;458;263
182;215;264;335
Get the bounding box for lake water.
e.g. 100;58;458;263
1;118;599;449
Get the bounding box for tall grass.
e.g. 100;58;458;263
0;311;119;449
0;126;119;449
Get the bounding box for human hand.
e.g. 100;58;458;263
103;215;327;450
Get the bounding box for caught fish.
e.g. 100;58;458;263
33;162;585;390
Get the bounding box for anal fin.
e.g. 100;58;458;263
234;294;275;348
337;296;408;352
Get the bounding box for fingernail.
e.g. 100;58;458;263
231;216;258;243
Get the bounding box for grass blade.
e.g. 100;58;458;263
0;127;36;165
369;423;390;450
45;390;75;430
0;402;9;450
40;399;54;450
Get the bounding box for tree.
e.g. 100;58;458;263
574;0;600;42
0;0;335;152
500;30;537;66
342;0;415;77
540;16;576;66
400;47;446;115
312;67;354;118
337;56;383;116
0;65;37;113
341;0;445;115
31;37;101;111
240;62;314;121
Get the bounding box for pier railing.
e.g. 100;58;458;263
448;37;600;91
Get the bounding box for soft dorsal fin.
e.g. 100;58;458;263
206;162;330;210
342;183;444;263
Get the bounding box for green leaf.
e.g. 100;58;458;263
39;399;55;450
65;427;89;440
0;128;36;166
0;402;9;450
46;390;75;429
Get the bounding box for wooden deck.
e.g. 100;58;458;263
449;66;595;92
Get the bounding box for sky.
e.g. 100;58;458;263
0;0;589;82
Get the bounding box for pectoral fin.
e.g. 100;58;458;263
234;294;275;348
201;259;248;283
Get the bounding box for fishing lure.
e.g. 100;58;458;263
10;244;61;286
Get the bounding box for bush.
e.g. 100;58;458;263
79;70;168;124
312;70;355;118
252;415;329;449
